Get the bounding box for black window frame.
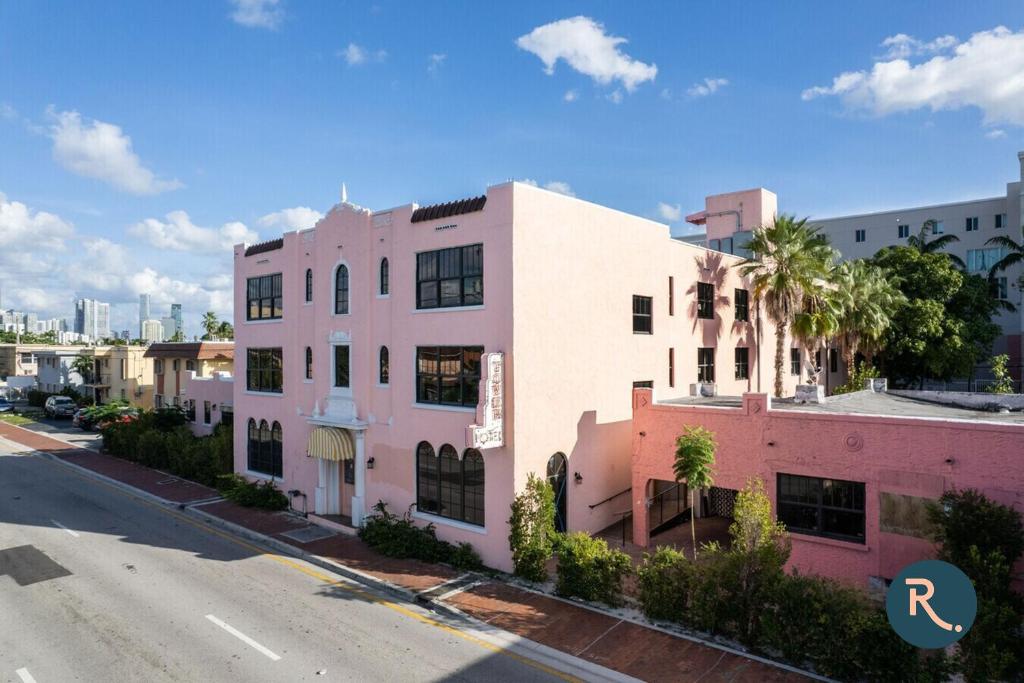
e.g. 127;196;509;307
305;268;313;303
697;347;715;383
334;345;350;388
668;347;675;388
965;216;979;232
854;229;866;243
416;244;483;309
334;265;350;314
246;273;283;321
790;348;801;375
246;348;283;393
898;224;910;239
380;258;389;296
995;213;1005;229
735;347;749;380
415;346;483;407
305;346;312;380
777;473;865;544
734;288;749;322
696;282;714;319
247;418;283;478
632;295;653;334
379;346;389;385
415;441;485;526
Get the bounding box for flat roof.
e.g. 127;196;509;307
659;391;1024;425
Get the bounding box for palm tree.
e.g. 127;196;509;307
907;219;965;268
70;354;94;384
832;260;904;377
216;321;234;340
986;230;1024;311
201;312;219;340
673;426;716;560
791;287;841;385
738;215;835;397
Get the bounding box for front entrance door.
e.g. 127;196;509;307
547;452;568;533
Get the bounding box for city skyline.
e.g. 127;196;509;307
1;2;1023;334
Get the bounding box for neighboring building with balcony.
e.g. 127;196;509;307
685;150;1024;381
0;344;68;380
35;348;88;395
144;342;234;410
81;346;154;407
232;182;807;571
630;387;1024;589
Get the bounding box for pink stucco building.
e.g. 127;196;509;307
631;387;1024;587
232;182;815;571
181;370;234;436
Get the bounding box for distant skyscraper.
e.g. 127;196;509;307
74;298;111;340
171;303;182;337
142;319;164;344
160;316;177;341
139;294;151;338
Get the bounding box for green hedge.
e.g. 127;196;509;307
359;501;482;571
217;474;288;510
555;532;632;607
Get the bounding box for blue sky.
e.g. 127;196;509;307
1;1;1022;336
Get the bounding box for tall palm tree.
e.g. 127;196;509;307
791;286;841;385
907;219;965;268
833;260;904;376
738;215;835;397
216;320;234;340
201;311;219;340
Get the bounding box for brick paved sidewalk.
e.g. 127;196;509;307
0;421;813;682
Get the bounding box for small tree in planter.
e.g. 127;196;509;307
508;473;557;582
673;426;716;560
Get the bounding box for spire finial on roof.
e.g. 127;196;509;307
341;183;348;204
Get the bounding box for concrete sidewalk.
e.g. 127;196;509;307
0;420;815;683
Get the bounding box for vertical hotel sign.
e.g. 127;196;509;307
467;352;504;449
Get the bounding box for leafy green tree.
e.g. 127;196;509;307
986;354;1015;394
871;246;1000;387
907;218;965;268
673;426;716;559
508;473;557;582
216;320;234;340
738;215;835;397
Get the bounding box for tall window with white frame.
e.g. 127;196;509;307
734;288;749;322
247;418;283;478
246;348;282;393
697;347;715;383
632;295;652;333
735;347;749;380
334;345;350;388
246;274;282;321
305;347;312;380
898;224;910;239
379;258;389;296
854;229;866;243
965;216;979;232
379;346;389;385
305;268;313;303
696;282;714;319
334;265;349;314
790;348;801;375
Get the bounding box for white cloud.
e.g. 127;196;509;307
880;33;958;59
521;179;576;197
258;206;323;231
516;16;657;92
427;53;446;74
1;103;16;120
657;202;682;222
48;109;183;195
339;43;387;66
229;0;283;29
563;89;579;102
606;89;623;104
0;192;74;251
985;129;1007;139
687;77;728;97
129;210;258;252
802;26;1024;126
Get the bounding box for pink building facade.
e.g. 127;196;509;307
232;182;810;571
181;371;234;436
631;389;1024;587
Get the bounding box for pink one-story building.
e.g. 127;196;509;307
630;387;1024;587
232;182;827;571
181;370;234;437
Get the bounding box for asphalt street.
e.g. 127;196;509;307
0;435;582;683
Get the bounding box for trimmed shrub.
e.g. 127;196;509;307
555;532;632;606
508;473;556;582
636;546;694;621
360;501;483;570
223;478;289;510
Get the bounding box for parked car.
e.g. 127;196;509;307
44;395;77;418
0;398;13;413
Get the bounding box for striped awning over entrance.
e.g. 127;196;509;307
307;426;354;461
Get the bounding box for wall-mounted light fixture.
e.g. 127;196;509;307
367;457;375;469
574;472;583;484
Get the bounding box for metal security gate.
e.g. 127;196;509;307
709;487;738;518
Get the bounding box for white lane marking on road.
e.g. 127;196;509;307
205;614;281;661
51;519;79;538
16;667;38;683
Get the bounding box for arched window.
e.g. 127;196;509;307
334;264;349;314
271;421;283;478
379;258;389;295
305;269;313;302
415;442;438;514
547;452;568;532
379;346;389;384
247;419;259;471
462;449;485;526
248;419;283;478
305;347;313;380
414;441;485;526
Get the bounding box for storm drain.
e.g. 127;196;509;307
280;526;337;544
0;545;72;586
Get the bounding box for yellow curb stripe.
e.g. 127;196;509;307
12;438;581;683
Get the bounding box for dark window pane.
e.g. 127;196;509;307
462;449;485;526
777;473;865;543
438;445;462;521
440;279;462;307
418;282;438;309
416;244;483;309
416;346;483;407
632;295;653;334
334;346;350;388
697;282;714;319
416;442;439;513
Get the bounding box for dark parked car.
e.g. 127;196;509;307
44;395;77;418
